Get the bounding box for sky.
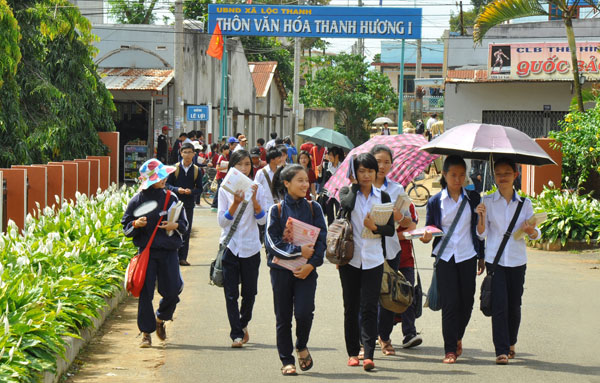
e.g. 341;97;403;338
100;0;464;61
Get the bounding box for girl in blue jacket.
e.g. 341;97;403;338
266;164;327;376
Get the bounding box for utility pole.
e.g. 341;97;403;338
458;1;465;36
174;0;184;138
358;0;364;56
398;39;405;133
292;0;302;136
416;39;422;120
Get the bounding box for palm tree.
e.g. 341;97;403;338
474;0;599;112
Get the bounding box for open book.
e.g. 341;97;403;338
166;201;184;237
361;203;394;239
394;192;412;213
221;167;254;201
286;217;321;246
402;225;444;240
513;212;547;240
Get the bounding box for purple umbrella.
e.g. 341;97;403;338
420;123;556;166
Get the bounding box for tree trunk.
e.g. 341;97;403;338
564;17;584;112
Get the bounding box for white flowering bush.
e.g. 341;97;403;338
0;184;136;382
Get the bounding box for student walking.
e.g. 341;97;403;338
265;165;327;376
255;147;285;209
317;147;344;225
475;158;540;365
338;153;396;371
217;149;267;348
166;143;203;266
211;144;231;211
369;145;418;355
420;155;485;364
297;150;317;200
121;159;188;348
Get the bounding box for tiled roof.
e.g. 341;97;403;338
98;68;174;91
248;61;286;99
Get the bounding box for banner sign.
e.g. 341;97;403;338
489;42;600;80
208;4;421;39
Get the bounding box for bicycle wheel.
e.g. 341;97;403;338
202;182;215;205
407;184;430;207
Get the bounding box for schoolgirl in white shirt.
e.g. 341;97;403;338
338;153;396;372
217;149;267;348
475;157;540;365
370;145;417;355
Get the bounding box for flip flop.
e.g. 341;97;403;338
496;354;509;365
296;348;313;371
443;352;457;364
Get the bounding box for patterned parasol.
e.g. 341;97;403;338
323;134;439;200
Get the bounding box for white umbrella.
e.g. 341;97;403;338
372;117;394;125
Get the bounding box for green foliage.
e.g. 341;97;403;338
0;0;115;168
300;53;398;144
549;102;600;189
108;0;160;24
0;0;21;88
531;186;600;246
0;185;136;382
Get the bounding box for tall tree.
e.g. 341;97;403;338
0;0;115;168
300;53;398;144
474;0;599;112
108;0;160;24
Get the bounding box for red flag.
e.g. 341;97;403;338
207;23;224;60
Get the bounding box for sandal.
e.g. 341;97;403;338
358;346;364;360
363;359;375;371
456;340;463;357
508;346;516;359
496;354;509;365
378;337;396;356
347;357;360;367
281;364;297;376
443;352;457;364
296;348;313;371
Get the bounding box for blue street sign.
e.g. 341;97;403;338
208;4;421;39
186;105;210;121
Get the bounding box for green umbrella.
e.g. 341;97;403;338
297;127;354;151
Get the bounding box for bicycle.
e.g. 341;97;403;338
406;180;430;208
201;167;218;206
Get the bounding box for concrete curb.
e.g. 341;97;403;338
43;288;129;383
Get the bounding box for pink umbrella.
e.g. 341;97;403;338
323;134;439;200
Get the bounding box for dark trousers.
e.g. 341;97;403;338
398;266;417;338
211;179;223;209
138;249;183;333
437;256;477;354
377;253;400;342
270;267;317;366
486;263;527;356
222;249;260;341
178;205;194;261
339;263;383;360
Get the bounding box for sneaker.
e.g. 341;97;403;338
242;327;249;344
231;338;243;348
156;319;166;341
140;332;152;348
402;334;423;349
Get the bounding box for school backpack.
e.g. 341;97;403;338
325;218;354;266
174;162;199;182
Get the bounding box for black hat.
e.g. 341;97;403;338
250;147;261;157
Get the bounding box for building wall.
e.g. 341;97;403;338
72;0;104;24
444;82;573;128
304;108;336;131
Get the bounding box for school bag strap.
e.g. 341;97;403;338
489;197;526;273
433;196;468;265
276;200;314;219
174;162;199;182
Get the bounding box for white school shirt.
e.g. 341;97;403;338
432;188;477;263
217;183;267;258
254;166;277;208
478;190;541;267
375;178;403;260
349;187;386;270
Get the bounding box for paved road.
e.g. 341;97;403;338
68;205;600;382
158;206;600;383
